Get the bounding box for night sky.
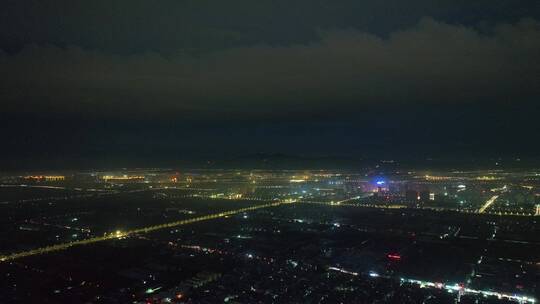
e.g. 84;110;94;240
1;1;540;169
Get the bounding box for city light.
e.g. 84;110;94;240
387;254;401;260
0;168;537;303
145;287;162;294
368;271;380;277
2;0;538;301
0;200;294;263
331;266;536;304
400;278;536;304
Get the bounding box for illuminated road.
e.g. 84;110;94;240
188;194;536;216
328;266;536;304
0;200;293;263
301;200;405;209
402;277;536;304
478;195;499;213
335;196;361;205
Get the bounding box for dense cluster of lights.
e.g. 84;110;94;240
303;200;405;209
424;175;454;181
289;179;307;183
401;278;536;304
329;266;536;304
102;175;145;181
22;175;65;181
476;176;502;181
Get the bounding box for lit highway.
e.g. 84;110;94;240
179;194;535;216
0;200;293;263
328;266;537;304
478;195;499;213
300;200;405;209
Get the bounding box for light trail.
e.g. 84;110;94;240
328;266;536;304
335;196;361;205
478;195;499;213
401;278;535;304
0;200;293;263
0;184;68;190
301;200;406;209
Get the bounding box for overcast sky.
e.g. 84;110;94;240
1;0;539;168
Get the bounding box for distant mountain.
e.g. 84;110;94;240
204;153;365;170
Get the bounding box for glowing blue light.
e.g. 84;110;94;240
376;180;385;185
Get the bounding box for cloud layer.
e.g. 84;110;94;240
1;18;539;119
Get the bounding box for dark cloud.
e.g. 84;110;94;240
1;1;540;167
2;18;539;119
1;0;539;54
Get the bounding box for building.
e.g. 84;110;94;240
419;190;431;202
